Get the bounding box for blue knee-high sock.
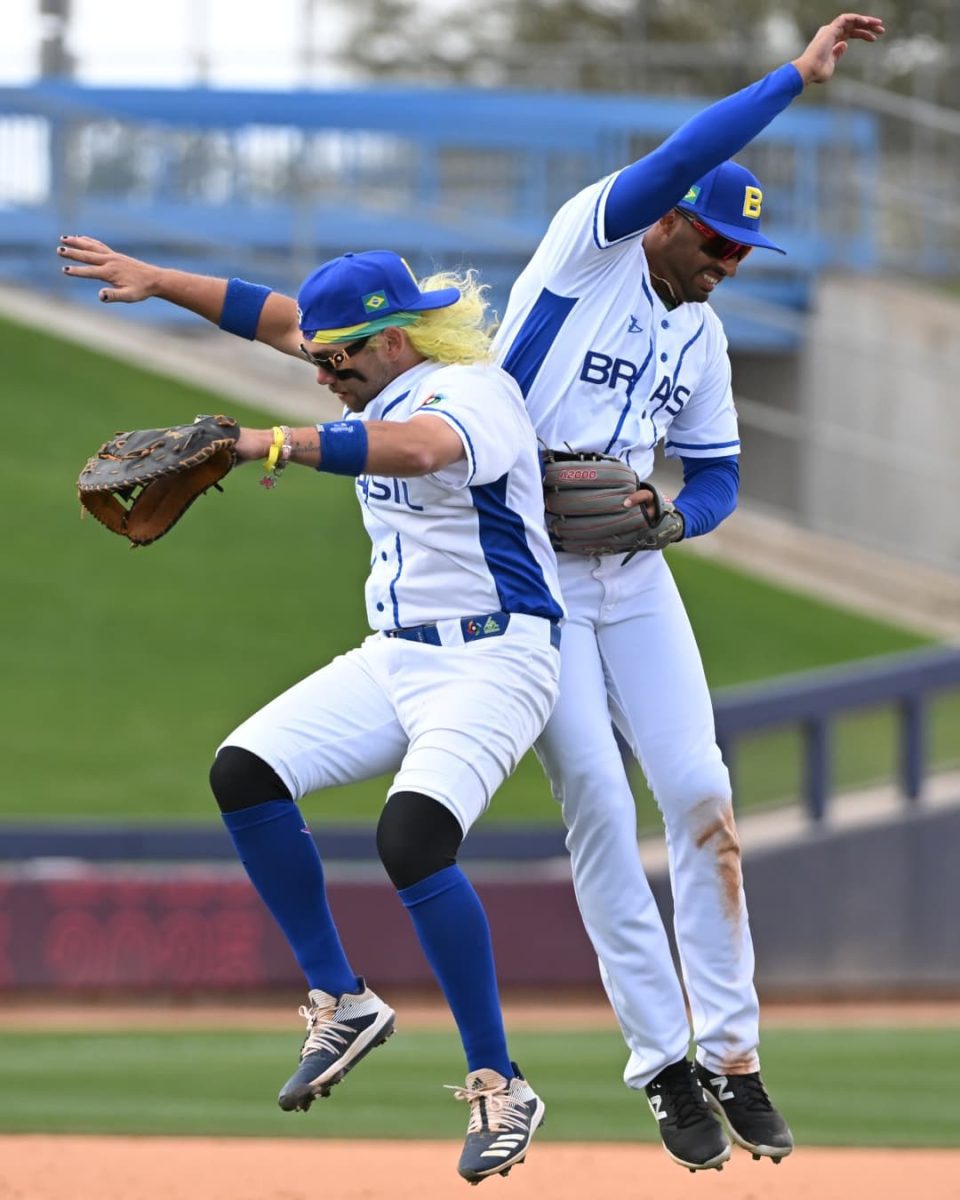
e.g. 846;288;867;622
398;864;512;1078
222;800;359;998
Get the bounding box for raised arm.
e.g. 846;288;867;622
604;12;885;241
56;235;302;357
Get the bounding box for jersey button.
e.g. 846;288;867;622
661;319;669;329
660;353;668;362
376;602;385;612
381;551;388;561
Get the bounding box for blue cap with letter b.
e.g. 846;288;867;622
297;250;461;343
676;161;786;255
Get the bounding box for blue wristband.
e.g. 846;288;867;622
316;421;369;476
219;277;271;340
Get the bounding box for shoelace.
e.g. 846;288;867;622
730;1073;775;1112
653;1065;711;1129
447;1080;530;1134
297;1002;353;1059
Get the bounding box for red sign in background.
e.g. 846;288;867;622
0;872;597;992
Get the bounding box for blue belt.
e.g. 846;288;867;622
383;611;561;650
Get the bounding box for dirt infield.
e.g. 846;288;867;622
3;1000;958;1200
1;1136;958;1200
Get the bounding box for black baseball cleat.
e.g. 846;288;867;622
277;981;395;1112
644;1058;731;1172
450;1063;545;1184
695;1062;794;1161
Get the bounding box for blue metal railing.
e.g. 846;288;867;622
714;645;960;821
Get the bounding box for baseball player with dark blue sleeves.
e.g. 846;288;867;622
491;10;884;1173
59;247;562;1184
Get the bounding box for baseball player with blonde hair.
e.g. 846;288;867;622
59;245;563;1184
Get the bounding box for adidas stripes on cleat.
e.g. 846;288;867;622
450;1064;545;1184
277;982;395;1112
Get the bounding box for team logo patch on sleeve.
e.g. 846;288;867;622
419;393;446;407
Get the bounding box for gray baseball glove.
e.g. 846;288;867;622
542;449;684;562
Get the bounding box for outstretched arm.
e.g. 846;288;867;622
604;12;885;241
236;413;466;479
56;235;303;358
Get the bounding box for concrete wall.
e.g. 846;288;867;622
742;804;960;996
800;275;960;572
725;276;960;575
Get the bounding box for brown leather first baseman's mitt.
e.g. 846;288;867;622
77;414;240;545
542;449;684;562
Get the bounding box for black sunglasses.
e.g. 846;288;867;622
673;208;753;263
300;335;371;372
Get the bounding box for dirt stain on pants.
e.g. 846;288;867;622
693;799;744;925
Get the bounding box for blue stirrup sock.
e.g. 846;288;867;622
398;865;512;1078
221;800;360;998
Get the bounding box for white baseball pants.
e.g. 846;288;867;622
535;551;761;1087
222;615;560;835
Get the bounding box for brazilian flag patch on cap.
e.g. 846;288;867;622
362;290;388;313
682;184;701;204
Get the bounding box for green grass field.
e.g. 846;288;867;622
1;1024;956;1147
4;311;956;827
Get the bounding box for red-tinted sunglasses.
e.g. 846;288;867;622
674;208;753;263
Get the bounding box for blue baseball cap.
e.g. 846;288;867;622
676;161;786;255
297;250;461;343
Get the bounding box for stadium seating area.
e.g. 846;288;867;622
0;80;879;349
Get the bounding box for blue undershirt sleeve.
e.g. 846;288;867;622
604;63;803;242
673;455;740;539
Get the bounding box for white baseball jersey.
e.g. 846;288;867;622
489;170;761;1087
352;359;563;630
222;356;563;831
492;172;740;473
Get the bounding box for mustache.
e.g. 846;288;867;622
331;368;365;383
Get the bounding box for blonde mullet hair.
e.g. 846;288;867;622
403;270;496;365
